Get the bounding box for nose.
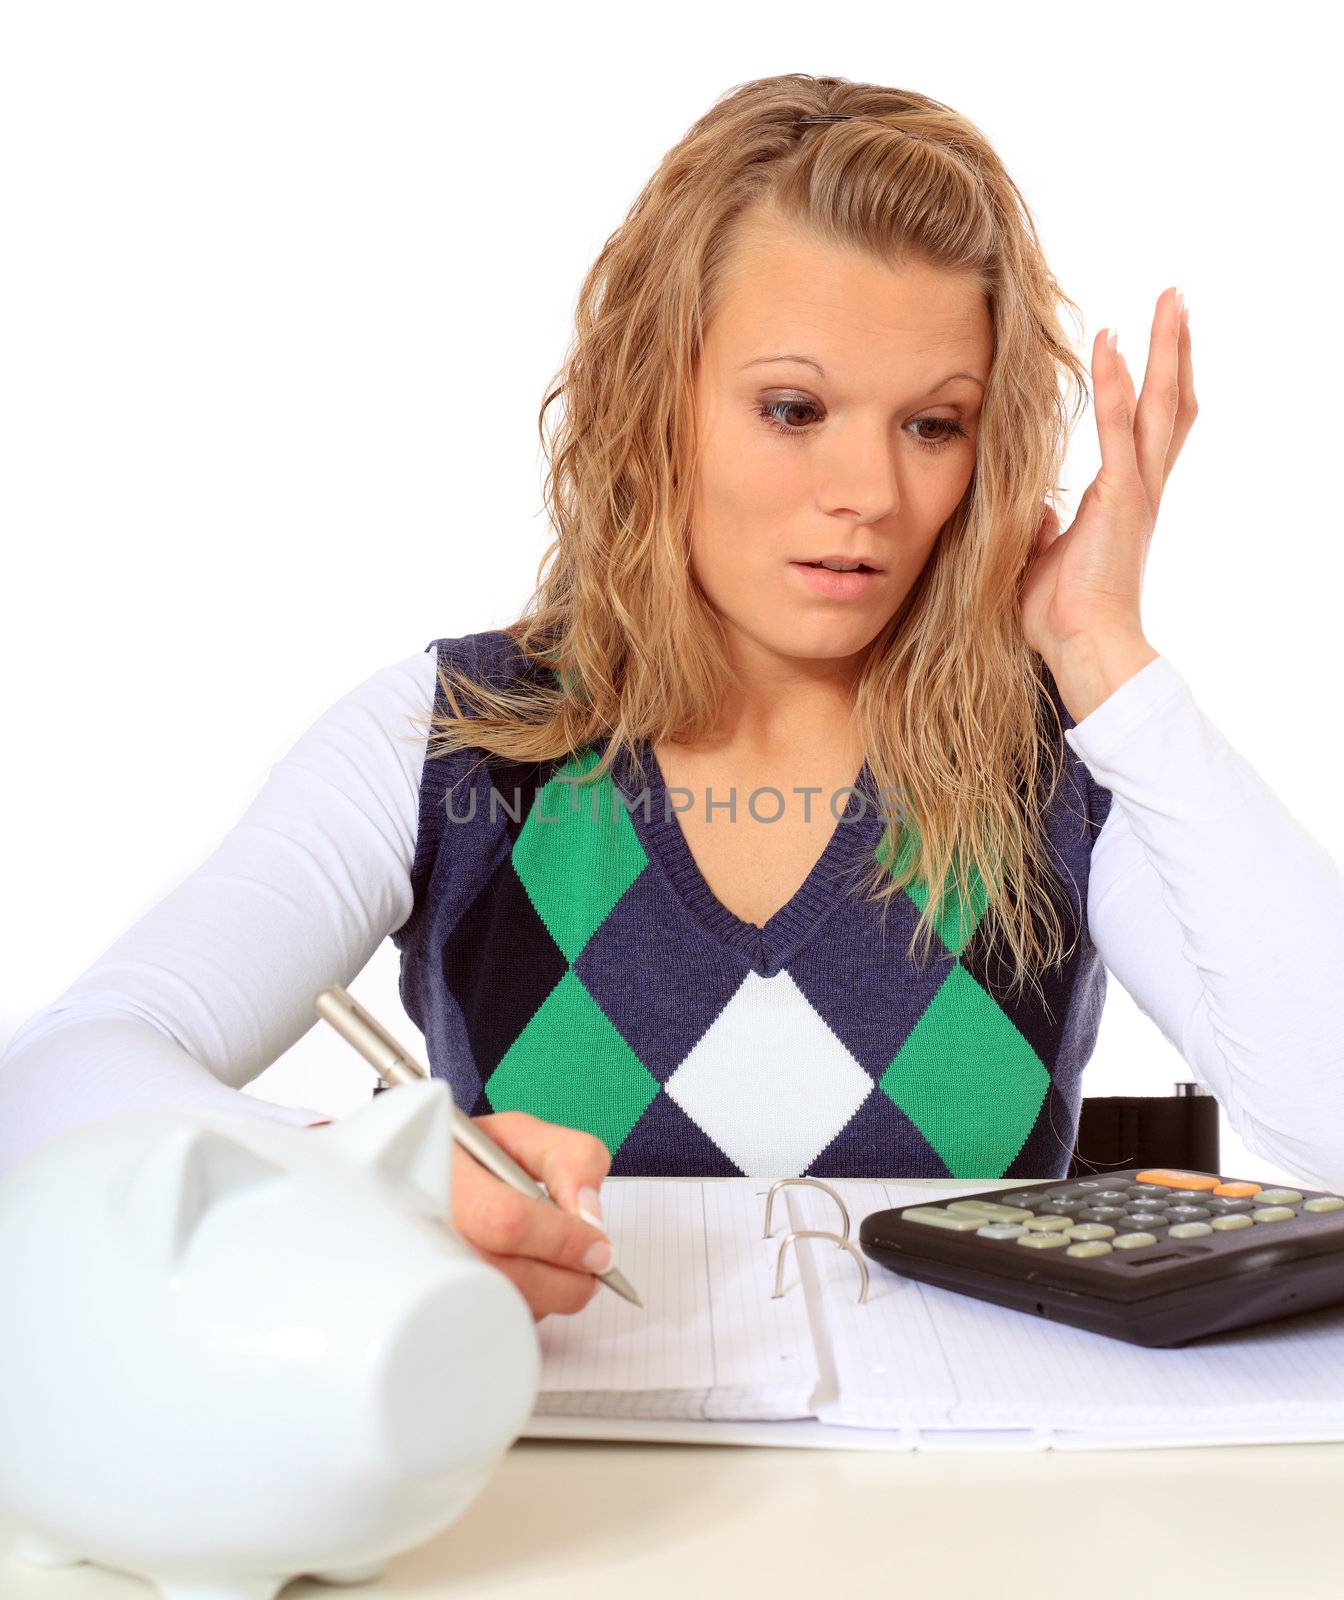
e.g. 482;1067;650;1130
820;444;899;526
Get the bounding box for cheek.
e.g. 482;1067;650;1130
695;423;801;553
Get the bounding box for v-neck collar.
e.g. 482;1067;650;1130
614;741;888;974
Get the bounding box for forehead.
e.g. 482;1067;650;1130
708;210;991;374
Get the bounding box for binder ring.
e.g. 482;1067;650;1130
762;1177;851;1241
773;1230;871;1305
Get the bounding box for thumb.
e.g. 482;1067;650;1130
472;1110;612;1227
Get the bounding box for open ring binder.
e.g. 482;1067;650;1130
528;1175;1344;1448
763;1177;871;1304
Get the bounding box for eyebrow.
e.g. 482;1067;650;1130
739;354;985;391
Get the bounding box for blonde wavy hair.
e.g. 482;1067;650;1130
414;71;1094;1005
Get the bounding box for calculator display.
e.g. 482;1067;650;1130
857;1168;1344;1346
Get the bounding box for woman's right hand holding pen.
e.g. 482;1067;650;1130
447;1109;614;1322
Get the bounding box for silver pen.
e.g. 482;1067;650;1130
313;985;642;1307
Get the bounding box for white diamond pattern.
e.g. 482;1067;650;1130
663;969;874;1175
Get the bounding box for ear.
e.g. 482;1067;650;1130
318;1078;453;1219
121;1124;288;1273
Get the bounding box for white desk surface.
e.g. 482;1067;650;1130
4;1442;1343;1600
4;1180;1341;1599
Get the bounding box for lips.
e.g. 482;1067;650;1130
799;560;878;573
788;561;880;599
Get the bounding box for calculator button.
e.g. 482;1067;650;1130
1036;1200;1090;1217
1066;1224;1116;1240
1070;1178;1124;1192
1164;1205;1212;1222
1112;1232;1159;1249
1210;1213;1254;1231
1254;1189;1303;1205
1077;1206;1127;1222
1212;1181;1262;1197
1022;1214;1074;1232
1017;1232;1070;1249
1206;1196;1254;1212
1250;1206;1296;1223
1304;1197;1344;1212
902;1207;986;1231
1169;1221;1214;1238
1134;1169;1220;1191
1001;1192;1053;1208
1126;1184;1170;1198
1086;1189;1133;1203
946;1200;1035;1222
1066;1241;1113;1258
1124;1206;1172;1222
975;1223;1027;1240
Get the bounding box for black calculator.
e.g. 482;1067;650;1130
857;1167;1344;1347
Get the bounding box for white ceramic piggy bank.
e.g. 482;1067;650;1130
0;1076;541;1600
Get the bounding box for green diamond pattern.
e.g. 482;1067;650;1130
482;745;1058;1174
878;965;1049;1177
510;747;648;962
487;746;657;1152
486;968;659;1151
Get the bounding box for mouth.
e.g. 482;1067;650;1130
788;561;881;599
795;560;880;574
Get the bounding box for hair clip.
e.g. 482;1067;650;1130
794;113;928;145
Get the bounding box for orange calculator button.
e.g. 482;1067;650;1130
1134;1169;1221;1191
1211;1181;1262;1197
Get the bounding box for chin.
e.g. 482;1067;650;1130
760;619;888;663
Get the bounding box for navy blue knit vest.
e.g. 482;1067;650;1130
392;630;1114;1179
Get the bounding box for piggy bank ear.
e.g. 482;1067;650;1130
319;1078;452;1219
122;1124;288;1272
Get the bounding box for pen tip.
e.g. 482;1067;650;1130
600;1264;643;1307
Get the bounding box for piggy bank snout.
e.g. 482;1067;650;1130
379;1263;540;1478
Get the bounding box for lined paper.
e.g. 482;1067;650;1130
784;1180;1344;1433
535;1178;821;1420
532;1176;1344;1437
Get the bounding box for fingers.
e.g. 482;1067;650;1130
453;1143;613;1273
1169;300;1198;472
473;1109;613;1216
1131;286;1183;509
1036;503;1061;551
1093;327;1142;495
472;1243;602;1322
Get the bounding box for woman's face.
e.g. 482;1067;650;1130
688;209;993;675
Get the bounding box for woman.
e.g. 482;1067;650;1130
3;75;1342;1324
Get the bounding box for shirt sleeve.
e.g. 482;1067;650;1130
1066;653;1344;1192
0;647;440;1179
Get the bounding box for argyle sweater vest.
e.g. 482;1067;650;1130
392;630;1115;1180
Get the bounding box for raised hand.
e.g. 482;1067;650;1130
1019;286;1197;720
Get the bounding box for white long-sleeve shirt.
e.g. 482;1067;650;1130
2;650;1342;1189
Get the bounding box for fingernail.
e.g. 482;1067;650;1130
583;1238;613;1273
578;1185;604;1225
1174;286;1185;315
1104;327;1118;352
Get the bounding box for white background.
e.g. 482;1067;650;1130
2;2;1339;1184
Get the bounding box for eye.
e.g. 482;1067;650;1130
755;398;969;454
